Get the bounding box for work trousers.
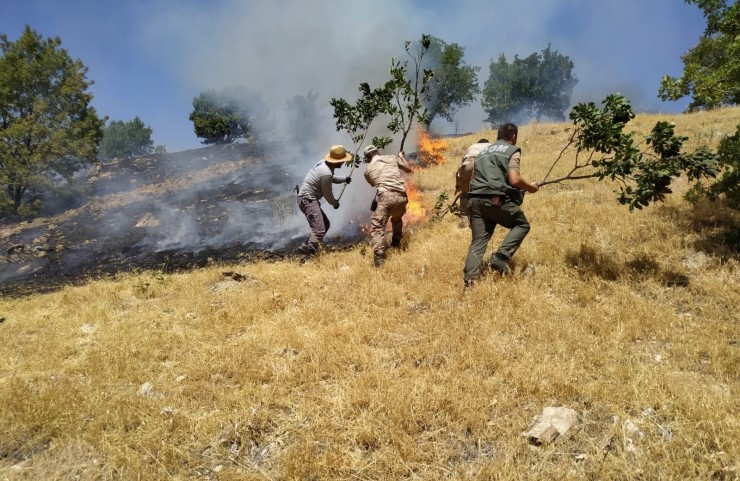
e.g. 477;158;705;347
297;196;329;255
371;191;407;257
463;197;530;281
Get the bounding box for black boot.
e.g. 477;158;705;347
488;252;512;275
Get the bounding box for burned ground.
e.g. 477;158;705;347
0;143;363;297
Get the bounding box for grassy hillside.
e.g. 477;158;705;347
1;108;738;480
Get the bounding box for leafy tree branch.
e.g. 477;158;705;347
539;94;719;211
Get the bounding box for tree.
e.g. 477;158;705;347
658;1;739;210
387;34;435;151
331;34;435;157
189;86;268;145
658;0;739;110
0;26;105;215
423;36;480;125
98;116;154;161
482;44;578;125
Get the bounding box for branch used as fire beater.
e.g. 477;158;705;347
336;146;361;202
434;193;460;219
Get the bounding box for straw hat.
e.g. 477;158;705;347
324;145;353;163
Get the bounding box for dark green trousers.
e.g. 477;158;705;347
463;197;530;281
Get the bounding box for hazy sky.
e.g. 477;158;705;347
1;0;707;153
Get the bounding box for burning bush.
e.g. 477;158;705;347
416;129;449;166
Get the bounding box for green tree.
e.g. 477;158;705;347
331;34;435;157
482;44;578;125
659;1;739;210
658;0;739;110
0;26;104;216
387;34;434;151
98;116;154;161
189;86;268;145
423;36;480;125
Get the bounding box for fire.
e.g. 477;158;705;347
416;128;449;165
403;179;426;225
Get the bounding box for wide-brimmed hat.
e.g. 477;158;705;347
363;144;379;157
324;145;353;163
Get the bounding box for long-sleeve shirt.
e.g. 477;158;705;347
364;154;410;195
298;160;349;207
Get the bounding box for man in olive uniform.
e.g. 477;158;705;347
463;123;539;287
296;145;352;258
455;138;490;227
363;145;413;267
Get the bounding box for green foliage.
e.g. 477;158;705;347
189;86;269;145
332;34;435;161
658;1;740;111
432;190;459;220
98;117;154;161
387;34;434;152
0;26;105;216
686;125;740;209
482;44;578;125
330;82;395;166
423;36;480;125
541;94;719;211
657;1;739;209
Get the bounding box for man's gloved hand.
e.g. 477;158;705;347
345;177;352;184
370;198;378;212
333;202;340;209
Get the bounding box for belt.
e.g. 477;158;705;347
468;193;505;206
468;193;500;199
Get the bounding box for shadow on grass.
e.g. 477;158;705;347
657;199;740;260
565;245;690;286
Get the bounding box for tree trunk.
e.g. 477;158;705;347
11;185;23;215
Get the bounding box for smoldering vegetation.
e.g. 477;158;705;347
0;142;367;296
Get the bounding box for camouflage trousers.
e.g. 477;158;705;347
371;191;407;257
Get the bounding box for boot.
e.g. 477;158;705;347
373;254;385;268
488;253;512;276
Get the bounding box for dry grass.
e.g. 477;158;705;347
1;108;738;480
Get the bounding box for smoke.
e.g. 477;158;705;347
0;0;709;288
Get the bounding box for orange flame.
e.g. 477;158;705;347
416;129;449;166
403;179;426;225
358;214;372;236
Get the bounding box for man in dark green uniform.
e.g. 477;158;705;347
463;123;539;288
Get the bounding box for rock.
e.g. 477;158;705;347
137;382;155;397
523;406;578;444
624;419;644;439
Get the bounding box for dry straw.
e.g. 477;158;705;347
1;107;738;480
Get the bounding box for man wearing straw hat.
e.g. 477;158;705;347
363;145;413;267
296;145;353;259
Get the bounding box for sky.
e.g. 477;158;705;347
1;0;708;153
